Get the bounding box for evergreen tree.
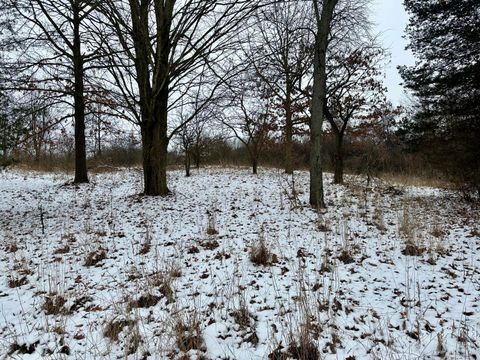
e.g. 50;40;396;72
399;0;480;198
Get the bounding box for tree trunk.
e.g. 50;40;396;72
252;157;258;174
309;0;338;207
72;6;88;183
193;143;200;168
251;145;258;175
185;151;191;177
129;1;172;196
140;92;169;196
97;120;102;157
285;93;293;174
333;133;344;184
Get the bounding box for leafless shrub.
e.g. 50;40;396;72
54;244;70;255
316;211;330;232
148;272;175;304
270;333;320;360
337;249;355;264
139;221;152;255
399;204;425;256
430;222;446;239
373;194;387;232
402;240;425;256
139;241;151;255
201;239;220;250
230;307;252;330
4;242;19;253
320;248;333;274
8;341;39;356
437;331;446;358
399;205;415;239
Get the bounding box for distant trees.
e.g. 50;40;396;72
177;111;209;177
221;70;277;175
400;0;480;198
249;2;313;174
325;42;387;184
3;0;106;183
0;92;22;163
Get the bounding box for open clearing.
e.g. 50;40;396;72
0;167;479;359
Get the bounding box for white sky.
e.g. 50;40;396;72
371;0;416;106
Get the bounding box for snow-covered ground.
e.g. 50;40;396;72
0;167;479;359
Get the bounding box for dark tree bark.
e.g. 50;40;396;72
333;132;344;184
4;0;105;184
310;0;339;208
103;0;263;196
250;145;259;175
284;92;293;174
129;1;172;196
184;151;191;177
72;3;88;183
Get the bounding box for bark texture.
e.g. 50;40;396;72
309;0;339;207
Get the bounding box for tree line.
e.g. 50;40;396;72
0;0;478;204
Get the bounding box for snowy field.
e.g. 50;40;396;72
0;167;479;359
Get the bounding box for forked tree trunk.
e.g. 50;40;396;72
72;6;88;184
309;0;338;207
333;133;344;184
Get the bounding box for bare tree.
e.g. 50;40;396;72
310;0;340;208
248;2;314;174
220;70;276;175
3;0;104;183
99;0;266;195
324;41;387;184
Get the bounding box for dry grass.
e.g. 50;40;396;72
206;209;219;235
174;319;205;353
127;294;161;311
42;295;70;315
8;276;29;288
103;318;136;342
380;173;451;189
84;248;107;267
250;236;274;266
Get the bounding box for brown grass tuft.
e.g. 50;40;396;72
174;319;205;352
127;294;160;310
8;276;28;288
42;295;70;315
84;249;107;267
103;318;136;341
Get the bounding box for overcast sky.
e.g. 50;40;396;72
371;0;416;106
